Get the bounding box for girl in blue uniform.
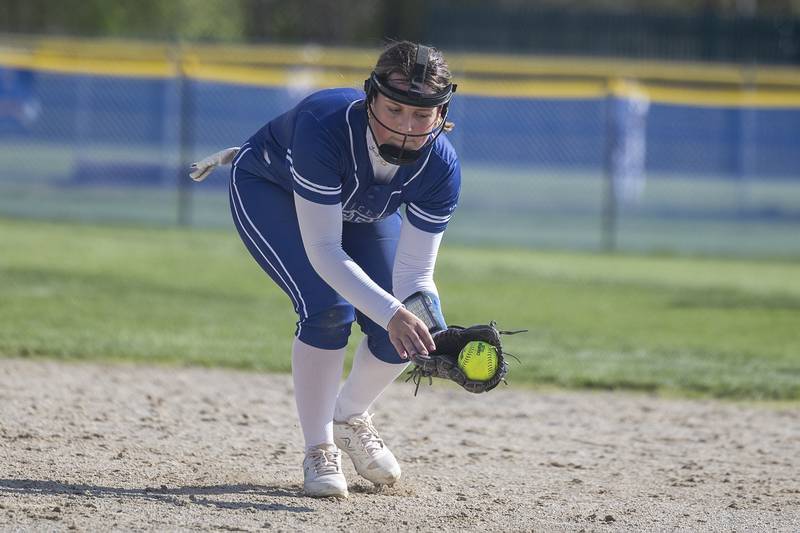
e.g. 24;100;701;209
193;41;459;498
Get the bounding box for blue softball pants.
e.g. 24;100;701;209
229;165;404;364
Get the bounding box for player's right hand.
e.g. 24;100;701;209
387;307;436;360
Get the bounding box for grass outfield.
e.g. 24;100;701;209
1;217;798;400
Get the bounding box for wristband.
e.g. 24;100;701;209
402;291;447;333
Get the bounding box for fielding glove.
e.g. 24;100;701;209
406;321;526;395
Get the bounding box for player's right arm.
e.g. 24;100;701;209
294;195;434;358
290;110;433;358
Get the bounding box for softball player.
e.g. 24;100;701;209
204;41;459;498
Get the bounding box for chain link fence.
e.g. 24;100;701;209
1;38;799;256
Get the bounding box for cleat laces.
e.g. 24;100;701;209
307;447;342;476
349;414;385;455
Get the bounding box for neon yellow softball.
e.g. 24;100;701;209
457;341;498;381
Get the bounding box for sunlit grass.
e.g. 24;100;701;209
1;217;798;399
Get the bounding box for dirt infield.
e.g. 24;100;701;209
1;358;798;532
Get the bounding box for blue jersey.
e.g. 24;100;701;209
234;88;461;233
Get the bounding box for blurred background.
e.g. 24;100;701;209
1;0;799;256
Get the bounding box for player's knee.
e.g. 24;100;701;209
297;305;355;350
367;333;405;364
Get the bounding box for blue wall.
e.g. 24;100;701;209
4;69;800;180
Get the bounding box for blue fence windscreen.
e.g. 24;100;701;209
1;66;799;256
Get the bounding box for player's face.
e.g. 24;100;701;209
369;77;443;151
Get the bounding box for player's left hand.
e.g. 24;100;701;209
405;322;527;395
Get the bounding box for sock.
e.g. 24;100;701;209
291;337;346;449
334;337;409;421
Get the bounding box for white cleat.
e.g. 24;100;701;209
334;413;401;486
302;443;348;498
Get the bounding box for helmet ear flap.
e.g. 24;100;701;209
363;75;377;103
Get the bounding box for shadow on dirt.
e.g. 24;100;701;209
0;479;315;513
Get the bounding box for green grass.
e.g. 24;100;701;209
1;217;799;400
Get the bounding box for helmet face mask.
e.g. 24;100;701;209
363;45;456;165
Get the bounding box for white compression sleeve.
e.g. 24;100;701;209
392;219;444;302
294;192;403;329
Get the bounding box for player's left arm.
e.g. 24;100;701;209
393;223;447;334
394;158;461;334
